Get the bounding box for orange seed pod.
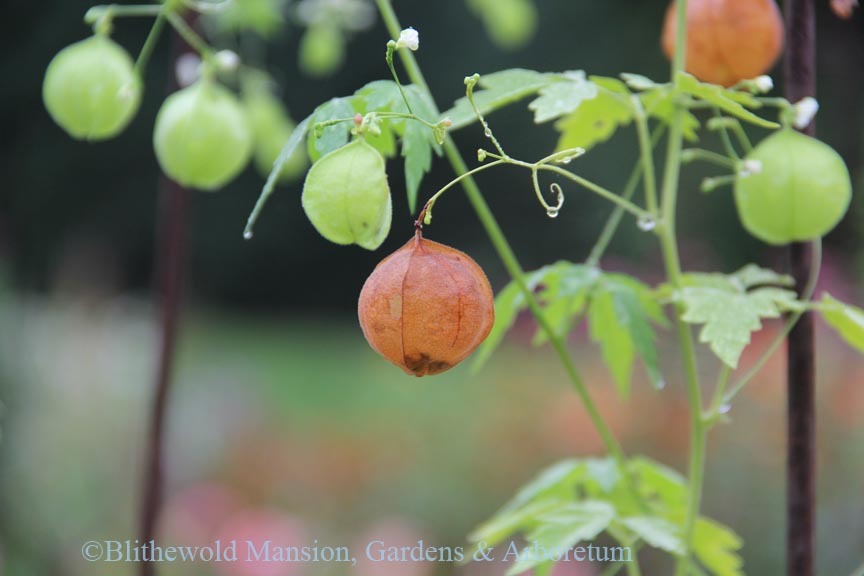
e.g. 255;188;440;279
358;232;495;377
661;0;784;87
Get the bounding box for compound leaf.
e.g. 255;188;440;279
444;68;557;129
694;517;744;576
676;277;798;368
528;72;599;123
554;78;633;151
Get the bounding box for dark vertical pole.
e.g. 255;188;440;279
139;31;192;576
784;1;817;575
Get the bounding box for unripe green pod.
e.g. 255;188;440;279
302;139;392;250
734;129;852;245
153;80;253;190
43;35;142;141
298;24;344;78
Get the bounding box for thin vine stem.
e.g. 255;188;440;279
373;0;640;507
587;125;666;268
134;6;168;77
631;96;659;216
655;2;708;575
166;11;213;60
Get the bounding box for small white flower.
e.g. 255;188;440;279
740;159;763;177
754;75;774;93
793;97;819;129
396;27;419;51
215;50;240;72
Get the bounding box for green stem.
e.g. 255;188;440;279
166;11;213;60
681;148;737;170
373;0;636;497
631;96;659;216
657;2;707;575
134;6;168;77
712;109;741;160
587;126;666;268
385;42;413;114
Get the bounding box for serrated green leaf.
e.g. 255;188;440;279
589;289;635;397
629;457;687;514
469;499;565;548
621;73;659;91
589;275;665;397
306;97;357;161
472;282;525;372
677;284;798;368
730;264;794;290
694;517;744;576
356;80;403;112
497;459;584;515
469;459;584;546
619;517;685;555
554;80;633;151
820;294;864;354
444;68;556;129
507;501;616;576
528;73;598;123
641;88;700;142
676;72;778;129
402;120;431;213
532;263;599;346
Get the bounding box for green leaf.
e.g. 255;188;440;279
676;279;798;368
401;86;442;213
496;459;585;515
641;88;700;142
629;457;687;513
588;274;665;397
306;97;357;161
619;516;685;555
469;459;584;546
730;264;795;290
472;282;525;372
694;517;744;576
820;294;864;354
444;68;557;129
554;78;633;151
356;80;403;112
528;72;598;123
676;72;779;129
507;501;616;576
532;262;599;346
620;73;660;91
402;119;431;213
469;499;565;548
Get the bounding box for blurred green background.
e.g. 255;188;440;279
1;0;863;575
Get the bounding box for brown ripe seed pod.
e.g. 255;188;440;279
358;231;495;377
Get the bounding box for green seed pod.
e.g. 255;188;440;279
42;35;142;141
153;80;253;190
734;129;852;245
243;91;308;183
302;139;392;250
298;24;344;78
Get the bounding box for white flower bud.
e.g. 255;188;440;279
175;52;202;87
793;97;819;129
740;159;763;177
396;27;419;51
754;75;774;93
215;50;240;72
